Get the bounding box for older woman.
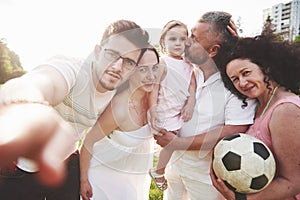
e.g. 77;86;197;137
211;36;300;200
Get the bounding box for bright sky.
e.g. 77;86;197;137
0;0;288;70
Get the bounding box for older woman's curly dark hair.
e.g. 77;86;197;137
216;35;300;107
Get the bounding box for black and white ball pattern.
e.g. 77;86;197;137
213;133;276;194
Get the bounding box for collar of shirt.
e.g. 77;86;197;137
196;70;220;88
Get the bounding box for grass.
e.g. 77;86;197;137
149;179;164;200
149;155;164;200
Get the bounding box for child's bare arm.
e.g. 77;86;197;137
181;70;196;122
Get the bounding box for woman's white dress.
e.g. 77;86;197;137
87;125;154;200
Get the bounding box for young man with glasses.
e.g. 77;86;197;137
0;19;151;200
154;11;257;200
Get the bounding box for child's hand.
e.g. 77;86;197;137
147;107;163;135
181;104;194;122
151;116;163;132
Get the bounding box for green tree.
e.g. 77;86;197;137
236;16;243;35
262;16;275;36
0;38;25;83
294;34;300;43
261;15;283;41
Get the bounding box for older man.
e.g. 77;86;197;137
154;11;256;200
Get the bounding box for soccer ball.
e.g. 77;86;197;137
212;133;276;194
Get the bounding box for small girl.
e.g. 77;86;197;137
148;20;197;191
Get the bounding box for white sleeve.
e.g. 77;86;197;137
35;55;81;92
225;92;257;125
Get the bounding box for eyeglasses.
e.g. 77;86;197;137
103;48;137;70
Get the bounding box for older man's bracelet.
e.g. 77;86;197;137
235;192;247;200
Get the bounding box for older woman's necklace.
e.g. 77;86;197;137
260;86;279;116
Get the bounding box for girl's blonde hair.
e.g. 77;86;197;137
159;20;188;54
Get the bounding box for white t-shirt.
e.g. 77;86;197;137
17;54;116;172
169;69;256;184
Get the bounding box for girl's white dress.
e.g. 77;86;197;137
87;125;154;200
156;55;194;131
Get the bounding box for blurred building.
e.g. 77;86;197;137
263;0;300;41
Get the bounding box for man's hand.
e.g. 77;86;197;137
153;129;179;150
227;19;238;36
0;103;77;187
